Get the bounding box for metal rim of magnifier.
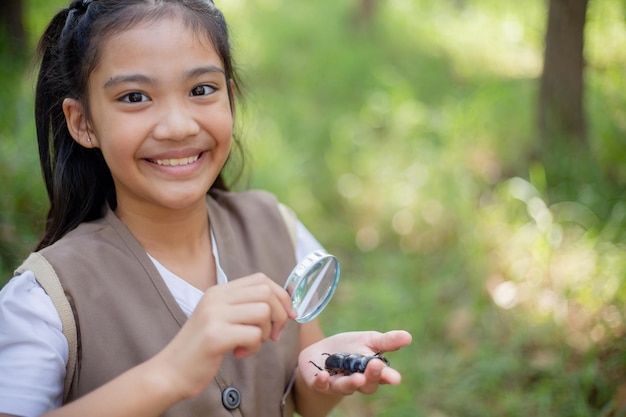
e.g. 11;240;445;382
285;250;340;323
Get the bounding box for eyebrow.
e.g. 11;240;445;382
186;65;225;79
102;65;226;90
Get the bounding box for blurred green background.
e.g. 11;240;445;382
1;0;626;416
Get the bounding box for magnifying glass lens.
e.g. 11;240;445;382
284;250;340;323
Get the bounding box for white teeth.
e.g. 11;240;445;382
154;154;200;166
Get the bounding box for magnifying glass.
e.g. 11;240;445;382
284;250;340;323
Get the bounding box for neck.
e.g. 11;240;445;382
115;197;216;290
116;200;209;250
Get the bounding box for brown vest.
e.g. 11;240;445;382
38;190;299;417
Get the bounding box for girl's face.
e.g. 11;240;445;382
66;16;233;216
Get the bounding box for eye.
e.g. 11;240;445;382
120;92;149;103
190;84;216;97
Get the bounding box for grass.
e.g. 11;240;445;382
2;0;626;415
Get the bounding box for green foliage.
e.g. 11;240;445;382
2;0;626;415
0;0;49;274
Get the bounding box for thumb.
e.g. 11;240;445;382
371;330;412;353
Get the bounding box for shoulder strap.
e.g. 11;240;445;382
15;252;77;403
277;203;298;250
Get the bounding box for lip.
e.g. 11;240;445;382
146;147;204;162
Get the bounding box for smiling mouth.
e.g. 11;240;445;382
151;154;201;167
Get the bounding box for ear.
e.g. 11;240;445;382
62;98;97;148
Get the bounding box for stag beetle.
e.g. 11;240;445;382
309;351;390;376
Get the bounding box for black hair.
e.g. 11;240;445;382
35;0;244;250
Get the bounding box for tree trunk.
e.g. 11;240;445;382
539;0;588;144
352;0;377;30
0;0;26;53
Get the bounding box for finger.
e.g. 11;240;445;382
379;365;402;385
250;276;295;339
357;358;385;395
328;373;367;396
226;303;273;342
227;323;266;357
233;346;252;358
369;330;413;353
359;358;402;393
311;370;330;391
252;280;291;340
232;274;295;319
226;277;291;339
262;277;298;320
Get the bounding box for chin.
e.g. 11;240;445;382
153;190;206;210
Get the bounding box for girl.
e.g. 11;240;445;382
0;1;412;416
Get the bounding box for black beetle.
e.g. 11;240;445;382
309;351;390;376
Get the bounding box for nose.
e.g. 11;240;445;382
152;99;201;141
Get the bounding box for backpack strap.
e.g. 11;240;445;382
15;252;77;403
277;203;298;250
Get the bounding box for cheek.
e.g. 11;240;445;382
209;108;235;146
94;127;139;168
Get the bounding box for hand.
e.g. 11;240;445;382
298;330;412;396
153;273;297;399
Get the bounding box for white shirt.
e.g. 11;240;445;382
0;221;322;417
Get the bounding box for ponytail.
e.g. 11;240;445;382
35;1;114;250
